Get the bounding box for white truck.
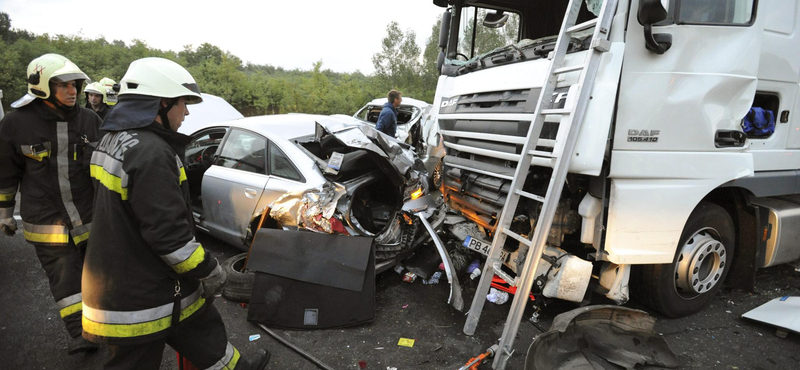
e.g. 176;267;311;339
429;0;800;319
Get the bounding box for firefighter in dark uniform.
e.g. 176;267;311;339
82;57;270;370
83;81;112;120
0;53;101;354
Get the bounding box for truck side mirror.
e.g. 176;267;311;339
437;9;452;74
483;11;508;28
638;0;672;54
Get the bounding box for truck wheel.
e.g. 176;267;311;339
633;201;734;318
221;253;254;303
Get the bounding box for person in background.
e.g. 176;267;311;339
84;82;111;119
376;89;402;137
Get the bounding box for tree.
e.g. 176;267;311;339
371;21;423;96
421;15;443;103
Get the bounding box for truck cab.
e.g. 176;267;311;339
431;0;800;317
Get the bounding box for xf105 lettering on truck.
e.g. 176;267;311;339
427;0;800;323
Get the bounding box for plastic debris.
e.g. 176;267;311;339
239;303;248;308
423;271;442;285
393;265;405;275
387;367;398;370
358;360;367;369
398;338;416;347
249;334;261;342
402;304;409;309
402;272;417;283
487;288;510;305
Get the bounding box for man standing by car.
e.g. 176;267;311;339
0;53;101;355
376;89;402;137
82;57;270;370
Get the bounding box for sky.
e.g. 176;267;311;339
1;0;446;74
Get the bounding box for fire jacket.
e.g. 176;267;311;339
82;120;218;345
0;100;101;245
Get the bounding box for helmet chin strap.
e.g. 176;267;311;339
158;98;177;131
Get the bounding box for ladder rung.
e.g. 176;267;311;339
515;189;544;203
501;228;533;247
527;149;555;158
566;18;598;34
541;108;571;115
553;64;584;75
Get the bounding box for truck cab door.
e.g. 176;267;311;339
615;0;764;152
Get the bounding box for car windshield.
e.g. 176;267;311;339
354;105;421;125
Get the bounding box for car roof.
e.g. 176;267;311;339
193;113;364;141
364;97;431;109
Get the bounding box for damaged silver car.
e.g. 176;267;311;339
185;114;434;273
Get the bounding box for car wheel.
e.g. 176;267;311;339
221;253;254;303
633;201;734;318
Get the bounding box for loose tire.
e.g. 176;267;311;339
633;201;735;318
221;253;254;303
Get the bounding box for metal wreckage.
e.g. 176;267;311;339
260;118;465;310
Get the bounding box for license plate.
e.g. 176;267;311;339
463;236;508;262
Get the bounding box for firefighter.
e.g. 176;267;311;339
82;57;270;370
83;82;111;119
0;53;102;354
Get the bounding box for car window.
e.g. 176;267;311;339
269;143;304;182
216;129;267;174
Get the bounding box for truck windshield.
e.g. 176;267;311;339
445;0;600;76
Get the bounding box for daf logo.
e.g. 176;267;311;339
441;98;458;108
627;129;660;142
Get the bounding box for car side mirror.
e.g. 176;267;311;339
483;11;508;29
638;0;672;54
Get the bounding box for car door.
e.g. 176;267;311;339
258;140;308;213
201;128;270;247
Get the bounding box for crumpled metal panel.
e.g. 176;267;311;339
315;119;423;178
269;182;348;235
525;306;680;370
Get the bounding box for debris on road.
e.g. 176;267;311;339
402;272;417;283
742;296;799;335
423;271;442;285
398;338;416;348
525;306;680;370
248;334;261;341
487;288;510;305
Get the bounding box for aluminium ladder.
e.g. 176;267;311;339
461;0;619;368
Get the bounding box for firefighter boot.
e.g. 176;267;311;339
68;335;99;355
244;349;271;370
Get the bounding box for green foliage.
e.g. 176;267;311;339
0;12;442;116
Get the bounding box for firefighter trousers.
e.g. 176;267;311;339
103;304;254;370
32;240;86;338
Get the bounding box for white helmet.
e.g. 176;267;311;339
84;82;104;96
98;77;118;105
118;57;202;104
12;53;89;108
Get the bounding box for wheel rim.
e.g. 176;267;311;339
674;227;727;299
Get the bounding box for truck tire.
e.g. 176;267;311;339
633;201;735;318
221;253;254;303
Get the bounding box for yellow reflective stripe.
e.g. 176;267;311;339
172;245;205;274
0;193;14;202
91;164;129;200
179;166;187;185
73;230;90;245
82;297;206;338
23;224;70;244
227;347;241;370
60;302;82;318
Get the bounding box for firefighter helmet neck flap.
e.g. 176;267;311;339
12;53;89;109
109;57;202;132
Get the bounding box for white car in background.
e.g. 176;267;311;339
178;93;244;135
354;98;438;153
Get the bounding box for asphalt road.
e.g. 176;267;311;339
1;230;798;370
